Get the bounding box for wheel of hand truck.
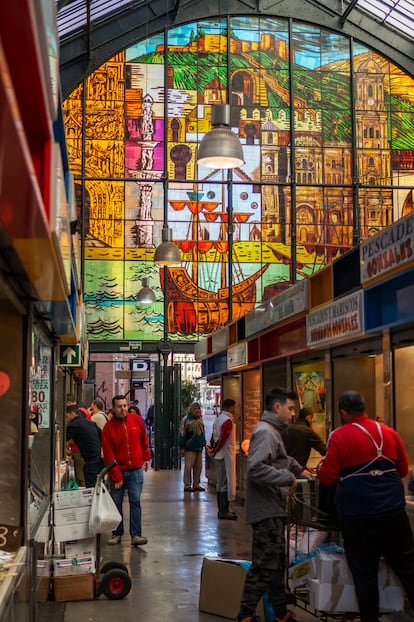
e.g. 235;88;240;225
100;561;129;575
101;568;132;600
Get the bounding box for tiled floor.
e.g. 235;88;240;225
37;467;414;622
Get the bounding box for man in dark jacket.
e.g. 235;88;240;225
237;388;312;622
318;390;414;622
284;406;326;468
102;394;152;546
66;404;103;487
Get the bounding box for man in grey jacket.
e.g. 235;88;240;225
237;387;312;622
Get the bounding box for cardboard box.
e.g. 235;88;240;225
54;522;91;542
54;488;94;509
53;573;95;601
54;505;91;542
53;555;96;577
199;558;264;620
54;505;90;526
64;537;96;559
36;577;50;602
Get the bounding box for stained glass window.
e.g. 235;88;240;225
63;17;414;344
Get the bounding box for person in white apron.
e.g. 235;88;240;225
208;398;237;520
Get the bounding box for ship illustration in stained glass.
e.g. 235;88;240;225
164;187;268;334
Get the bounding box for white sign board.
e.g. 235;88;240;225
306;290;364;347
360;212;414;285
227;343;247;370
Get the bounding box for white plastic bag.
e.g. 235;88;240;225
89;480;121;535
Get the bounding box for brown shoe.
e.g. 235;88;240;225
276;611;295;622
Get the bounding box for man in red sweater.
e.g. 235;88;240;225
102;394;152;546
318;390;414;622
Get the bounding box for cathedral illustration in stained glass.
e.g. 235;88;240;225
63;17;414;343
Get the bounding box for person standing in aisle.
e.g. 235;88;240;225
207;398;238;520
66;396;85;486
102;394;152;547
178;402;206;492
66;404;104;487
237;387;313;622
318;390;414;622
283;405;326;469
89;397;109;430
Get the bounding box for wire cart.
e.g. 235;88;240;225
286;479;355;621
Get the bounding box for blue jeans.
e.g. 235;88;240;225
109;468;144;537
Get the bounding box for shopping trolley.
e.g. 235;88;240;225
286;479;352;621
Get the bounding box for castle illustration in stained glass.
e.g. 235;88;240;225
63;17;414;342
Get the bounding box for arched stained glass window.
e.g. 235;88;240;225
63;17;414;345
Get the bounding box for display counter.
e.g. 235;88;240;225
0;548;26;622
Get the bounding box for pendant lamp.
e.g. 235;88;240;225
136;278;156;304
154;225;181;266
197;104;245;169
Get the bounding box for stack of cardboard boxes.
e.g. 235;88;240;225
52;488;96;601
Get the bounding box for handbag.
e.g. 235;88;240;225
89;479;122;534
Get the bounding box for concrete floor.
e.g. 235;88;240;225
37;466;414;622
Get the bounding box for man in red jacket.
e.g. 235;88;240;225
318;390;414;622
102;394;152;546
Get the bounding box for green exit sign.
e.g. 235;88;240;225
59;344;80;367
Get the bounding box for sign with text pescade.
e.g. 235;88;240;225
360;212;414;285
306;291;364;347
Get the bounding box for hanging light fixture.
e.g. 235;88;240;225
136;277;156;304
197;104;245;169
154;225;181;266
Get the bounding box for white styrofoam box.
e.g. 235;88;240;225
64;538;96;560
37;560;50;577
54;505;90;526
378;559;400;589
380;585;404;612
54;522;91;542
53;488;94;509
309;579;359;612
288;556;317;587
53;555;96;577
309;571;404;614
316;551;353;585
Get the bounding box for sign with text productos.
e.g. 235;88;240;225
306;290;364;347
59;344;81;367
360;212;414;285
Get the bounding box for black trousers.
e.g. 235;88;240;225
83;456;104;487
343;509;414;622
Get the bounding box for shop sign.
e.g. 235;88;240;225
360;212;414;285
269;280;308;325
306;290;364;347
246;281;308;338
227;342;247;370
31;378;50;428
